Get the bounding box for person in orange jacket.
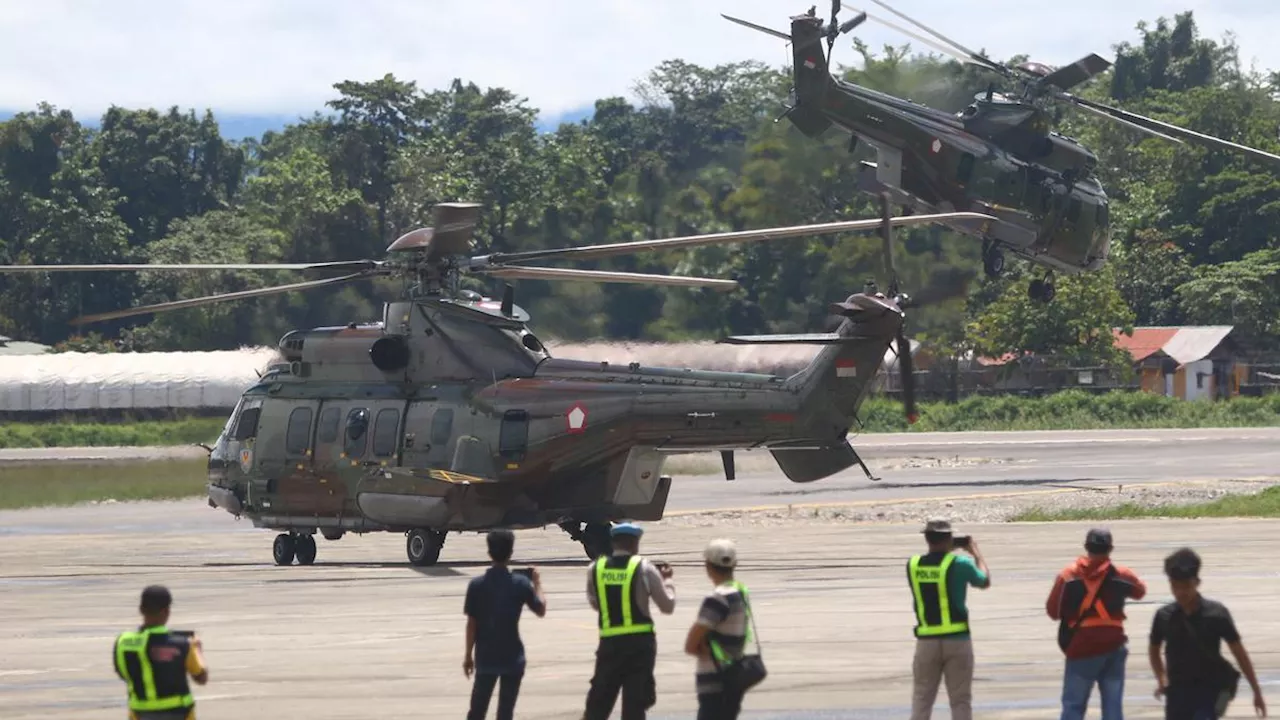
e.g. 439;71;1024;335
1046;529;1147;720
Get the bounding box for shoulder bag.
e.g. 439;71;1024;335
711;589;767;694
1057;565;1116;653
1178;612;1241;717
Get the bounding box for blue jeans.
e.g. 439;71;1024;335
1061;645;1127;720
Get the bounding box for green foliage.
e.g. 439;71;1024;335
1012;485;1280;522
0;417;225;448
863;390;1280;432
0;10;1278;355
966;267;1136;368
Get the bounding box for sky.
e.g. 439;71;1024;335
1;0;1278;137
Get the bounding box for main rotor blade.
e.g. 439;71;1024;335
473;213;996;266
864;0;1013;78
69;272;373;325
1069;94;1280;165
0;260;379;274
849;6;991;69
1069;98;1186;145
721;14;791;41
1040;53;1112;92
479;265;739;290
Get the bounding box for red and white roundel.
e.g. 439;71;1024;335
566;403;588;434
930;139;942;154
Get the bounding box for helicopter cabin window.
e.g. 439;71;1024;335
373;408;401;457
956;153;975;184
233;406;261;441
285;407;314;456
499;410;530;461
430;408;454;446
344;408;371;459
317;406;342;444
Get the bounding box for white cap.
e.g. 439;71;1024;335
704;538;737;569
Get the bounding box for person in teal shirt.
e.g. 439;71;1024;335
907;519;992;720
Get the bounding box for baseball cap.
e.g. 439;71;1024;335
1085;528;1113;552
610;522;644;538
923;519;953;534
704;538;737;569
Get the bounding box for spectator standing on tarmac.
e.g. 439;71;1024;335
1150;548;1266;720
463;529;547;720
1046;528;1147;720
582;522;676;720
112;585;208;720
684;537;753;720
907;519;991;720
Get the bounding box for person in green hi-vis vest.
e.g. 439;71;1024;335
907;519;992;720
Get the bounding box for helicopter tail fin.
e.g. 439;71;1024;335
722;10;833;137
786;11;835;137
768;293;903;482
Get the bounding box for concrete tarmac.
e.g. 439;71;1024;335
2;428;1279;718
2;508;1280;719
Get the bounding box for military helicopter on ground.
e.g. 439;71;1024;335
0;200;990;566
724;1;1280;302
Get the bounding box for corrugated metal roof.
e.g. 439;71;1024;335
1112;327;1178;362
1162;326;1234;365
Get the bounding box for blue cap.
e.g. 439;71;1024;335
610;522;643;538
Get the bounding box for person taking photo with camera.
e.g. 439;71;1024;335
463;529;547;720
907;519;991;720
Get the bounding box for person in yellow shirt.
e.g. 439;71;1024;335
112;585;208;720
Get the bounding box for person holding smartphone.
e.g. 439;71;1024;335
463;530;547;720
906;519;991;720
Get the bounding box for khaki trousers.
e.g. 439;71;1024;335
910;636;974;720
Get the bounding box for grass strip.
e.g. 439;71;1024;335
1010;486;1280;522
0;459;209;510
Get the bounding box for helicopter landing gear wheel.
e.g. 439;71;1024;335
581;523;613;560
982;245;1005;277
272;533;296;566
1029;275;1056;303
294;534;317;565
406;528;445;567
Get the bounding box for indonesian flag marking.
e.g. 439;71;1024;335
836;359;857;377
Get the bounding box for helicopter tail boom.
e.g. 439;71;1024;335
722;9;837;137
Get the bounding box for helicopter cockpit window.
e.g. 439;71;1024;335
430;409;454;446
1067;198;1082;224
285;407;313;456
373;409;401;457
499;410;530;461
233;406;261;441
344;408;370;459
317;407;342;444
957;153;975;184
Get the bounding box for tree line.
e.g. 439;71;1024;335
0;12;1277;364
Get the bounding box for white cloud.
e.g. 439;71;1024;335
1;0;1277;119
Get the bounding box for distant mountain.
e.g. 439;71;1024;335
1;105;598;139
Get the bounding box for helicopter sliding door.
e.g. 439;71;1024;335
401;401;457;470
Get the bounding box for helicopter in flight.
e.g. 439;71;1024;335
0;200;991;566
724;1;1280;302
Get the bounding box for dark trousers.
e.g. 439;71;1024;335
697;688;745;720
468;671;524;720
583;634;657;720
1165;684;1220;720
